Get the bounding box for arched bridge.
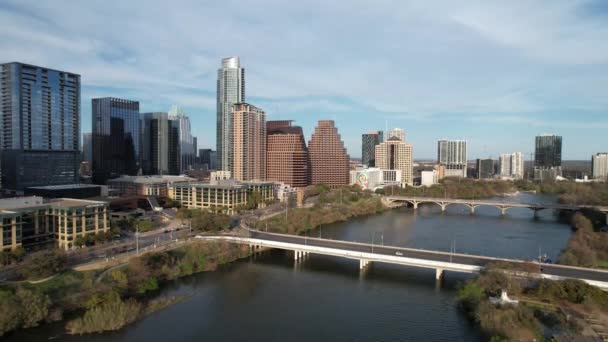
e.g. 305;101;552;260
383;196;608;217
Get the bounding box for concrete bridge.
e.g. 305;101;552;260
198;230;608;290
383;196;608;217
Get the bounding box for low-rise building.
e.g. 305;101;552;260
349;168;403;191
108;175;196;197
170;180;275;214
421;170;439;187
0;196;109;251
274;183;297;203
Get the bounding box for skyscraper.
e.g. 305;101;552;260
232;103;265;181
82;133;93;164
534;134;562;181
375;135;413;186
362;131;383;167
91;97;140;184
0;62;80;190
199;149;217;170
216;57;245;172
308;120;350;187
141;112;180;175
168;105;194;172
592;153;608;180
387;128;405;142
499;152;524;179
476;159;494;179
437;140;467;178
266;120;309;188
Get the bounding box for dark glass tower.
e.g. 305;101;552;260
361;131;383;166
534;135;562;168
141;112;180;175
91;98;140;184
0;62;80;190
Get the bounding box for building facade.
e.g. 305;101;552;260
375;136;414;186
217;57;245;172
534;134;562;181
107;175;195;197
421;170;439;187
0;62;80;190
266;120;309;188
308;120;350;187
592;153;608;180
387;128;405;142
141;112;180;175
232;103;266;181
0;196;108;251
199;149;217;170
437;140;467;178
168;105;195;172
498;152;524;179
92;97;140;184
361;131;383;167
82;133;92;164
476;159;494;179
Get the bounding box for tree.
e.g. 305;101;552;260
18;250;67;280
15;287;50;328
0;290;21;336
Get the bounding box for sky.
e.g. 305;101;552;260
1;0;607;160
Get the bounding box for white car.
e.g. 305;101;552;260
395;251;403;256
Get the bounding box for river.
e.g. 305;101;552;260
6;193;572;341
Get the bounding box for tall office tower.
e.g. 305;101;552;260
266;120;309;188
91;98;140;184
375;135;413;186
193;136;198;164
216;56;245;172
141;112;180;175
387;128;405;142
232;103;265;181
308;120;350;187
0;62;80;190
476;159;494;179
499;152;524;179
592;153;608;180
168;105;195;172
362;131;383;167
437;139;467;178
534;134;562;181
82;133;93;164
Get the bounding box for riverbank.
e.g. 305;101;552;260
458;262;608;341
0;240;251;337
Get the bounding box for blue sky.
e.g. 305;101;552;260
1;0;607;159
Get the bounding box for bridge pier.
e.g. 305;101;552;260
500;208;507;216
413;202;418;210
435;268;444;280
469;206;476;215
440;204;447;212
360;259;370;269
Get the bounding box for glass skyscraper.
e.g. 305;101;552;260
362;131;383;166
534;134;562;181
437;139;468;178
0;62;80;190
142;112;180;175
216;57;245;172
91;97;140;184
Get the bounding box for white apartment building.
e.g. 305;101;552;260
498;152;524;179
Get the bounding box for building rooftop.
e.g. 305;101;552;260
108;175;196;184
0;196;106;212
26;184;102;190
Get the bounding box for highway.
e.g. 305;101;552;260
248;230;608;283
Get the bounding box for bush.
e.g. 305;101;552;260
66;293;142;335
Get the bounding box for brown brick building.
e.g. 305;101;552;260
266;121;309;188
232;103;266;181
308;120;350;187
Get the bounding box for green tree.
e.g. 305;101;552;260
15;287;50;328
0;290;21;336
18;250;67;280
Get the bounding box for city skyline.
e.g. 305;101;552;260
1;1;607;159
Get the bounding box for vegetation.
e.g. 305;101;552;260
17;250;67;280
458;262;608;340
117;217;154;233
0;286;56;336
66;292;141;335
376;178;517;199
73;228;121;248
0;247;26;266
528;181;608;206
176;208;233;231
257;185;385;235
558;212;608;268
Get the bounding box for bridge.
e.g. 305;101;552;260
383;196;608;217
198;230;608;290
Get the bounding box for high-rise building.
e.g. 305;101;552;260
82;133;93;164
476;159;494;179
375;135;413;186
362;131;383;167
232;103;265;181
168;105;195;172
193;136;198;163
141;112;180;175
199;149;217;170
0;62;80;190
387;128;405;142
266;120;309;188
499;152;524;179
91;97;140;184
592;153;608;180
308;120;350;187
534;134;562;181
437;140;467;178
216;57;245;172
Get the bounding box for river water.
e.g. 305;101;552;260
6;193;572;342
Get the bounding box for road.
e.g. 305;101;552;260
248;230;608;283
